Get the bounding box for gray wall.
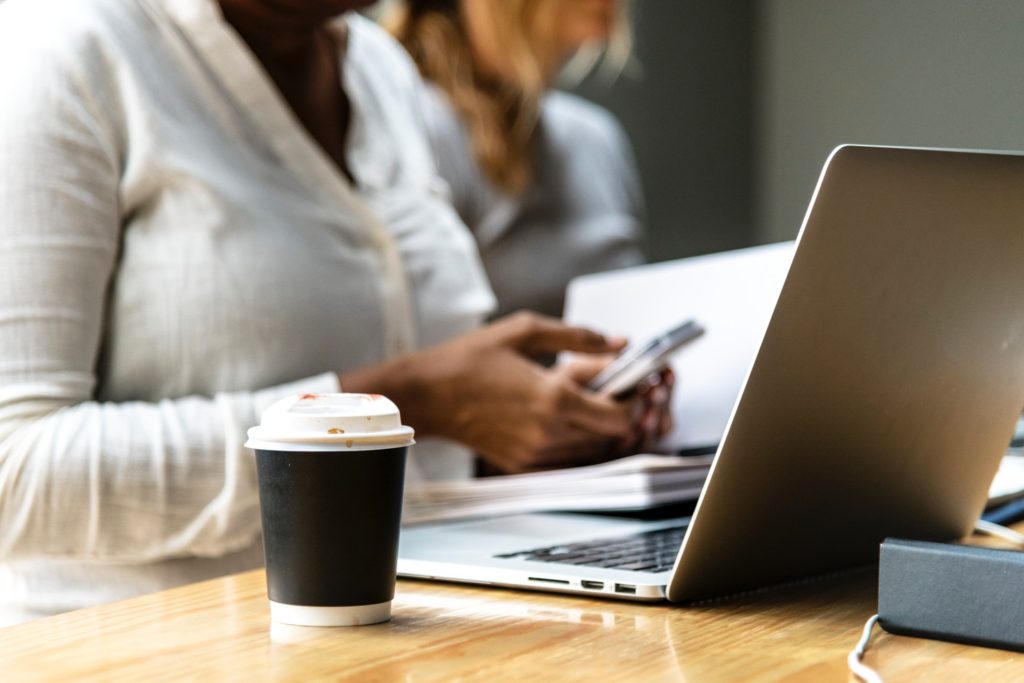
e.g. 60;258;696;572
757;0;1024;242
577;1;1024;254
571;1;756;261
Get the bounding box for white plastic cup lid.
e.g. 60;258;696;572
245;393;415;452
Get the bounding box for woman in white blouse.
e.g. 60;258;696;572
388;0;646;318
0;0;668;623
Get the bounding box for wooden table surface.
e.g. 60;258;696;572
2;556;1024;682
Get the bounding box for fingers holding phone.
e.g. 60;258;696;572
587;320;702;454
588;320;703;398
634;367;675;450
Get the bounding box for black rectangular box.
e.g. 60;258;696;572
878;538;1024;651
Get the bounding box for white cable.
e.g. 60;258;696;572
844;520;1024;683
847;613;883;683
847;519;1024;683
973;519;1024;546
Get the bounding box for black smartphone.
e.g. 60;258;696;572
587;320;705;397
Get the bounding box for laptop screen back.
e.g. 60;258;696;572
670;146;1024;601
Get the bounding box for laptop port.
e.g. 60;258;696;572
614;583;637;595
528;577;570;585
581;580;604;590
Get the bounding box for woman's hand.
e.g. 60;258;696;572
633;367;675;451
342;312;636;473
554;358;676;456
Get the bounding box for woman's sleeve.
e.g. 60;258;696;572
0;24;339;564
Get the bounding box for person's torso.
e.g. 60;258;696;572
89;0;494;402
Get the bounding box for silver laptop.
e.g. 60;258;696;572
398;145;1024;603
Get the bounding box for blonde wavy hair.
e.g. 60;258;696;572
385;0;631;194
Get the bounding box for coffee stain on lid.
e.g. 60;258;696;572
327;428;345;435
298;394;321;401
345;440;354;448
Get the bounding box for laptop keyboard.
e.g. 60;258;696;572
494;525;687;573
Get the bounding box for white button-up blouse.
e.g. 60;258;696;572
0;0;495;623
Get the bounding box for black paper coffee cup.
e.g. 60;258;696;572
246;393;415;626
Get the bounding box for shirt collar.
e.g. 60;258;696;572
154;0;223;29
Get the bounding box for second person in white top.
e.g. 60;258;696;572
387;0;646;319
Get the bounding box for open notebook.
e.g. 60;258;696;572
403;455;712;524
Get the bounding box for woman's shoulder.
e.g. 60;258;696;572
539;91;638;180
541;91;629;147
0;0;152;42
0;0;161;77
346;14;424;98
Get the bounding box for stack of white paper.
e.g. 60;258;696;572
403;447;1023;526
403;454;713;525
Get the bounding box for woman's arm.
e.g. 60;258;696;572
0;23;338;563
343;312;635;473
